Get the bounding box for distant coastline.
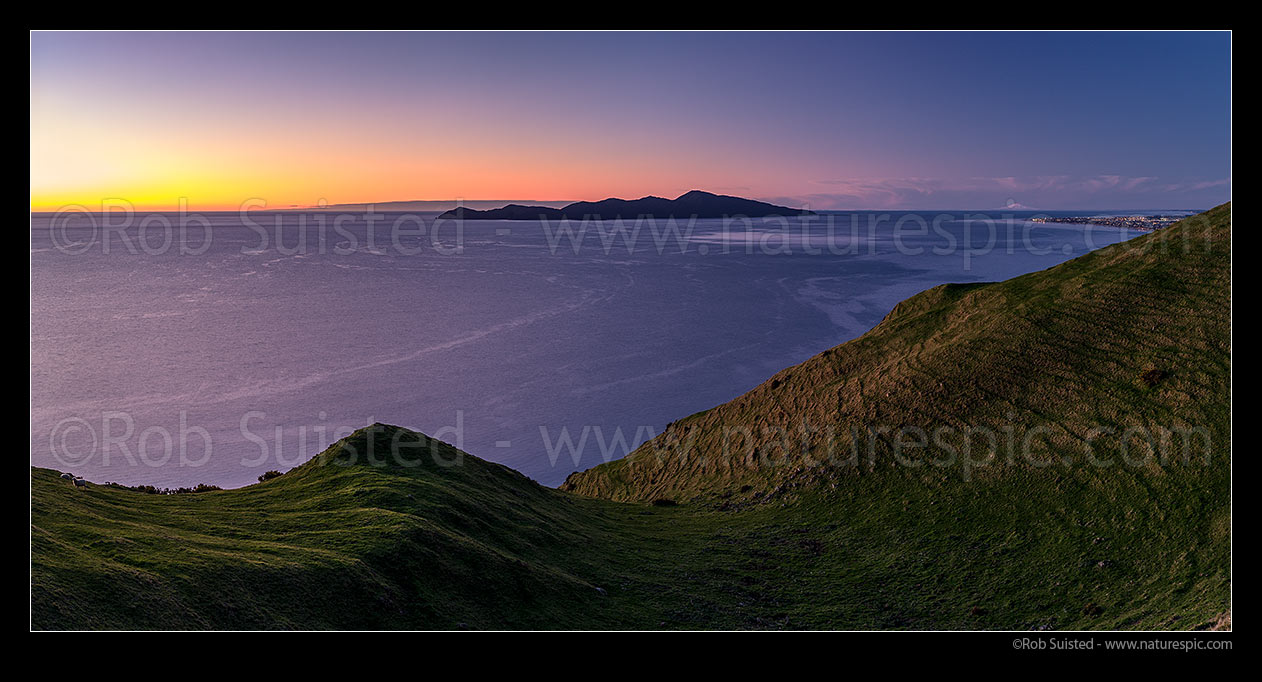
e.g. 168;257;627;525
307;199;575;212
1029;214;1190;231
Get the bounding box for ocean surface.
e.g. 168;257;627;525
30;209;1175;488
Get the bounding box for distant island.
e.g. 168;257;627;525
438;190;816;220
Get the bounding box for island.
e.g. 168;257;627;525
438;190;816;220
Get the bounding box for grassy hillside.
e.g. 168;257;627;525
31;205;1230;630
32;425;676;629
565;203;1231;503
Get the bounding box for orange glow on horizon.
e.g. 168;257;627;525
31;32;1231;213
30;73;832;212
29;143;818;212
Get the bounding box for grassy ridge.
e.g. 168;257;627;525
31;205;1231;630
563;203;1231;504
32;427;646;629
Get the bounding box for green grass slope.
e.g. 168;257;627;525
564;203;1231;504
31;425;661;629
32;205;1230;630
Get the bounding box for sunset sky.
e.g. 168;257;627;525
31;31;1231;211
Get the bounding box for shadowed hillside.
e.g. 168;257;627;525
32;205;1230;630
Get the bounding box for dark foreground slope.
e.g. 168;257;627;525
32;427;657;629
32;205;1230;630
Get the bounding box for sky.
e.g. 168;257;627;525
31;31;1231;211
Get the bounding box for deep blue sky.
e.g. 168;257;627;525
32;31;1231;209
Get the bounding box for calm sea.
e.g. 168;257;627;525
30;209;1172;488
